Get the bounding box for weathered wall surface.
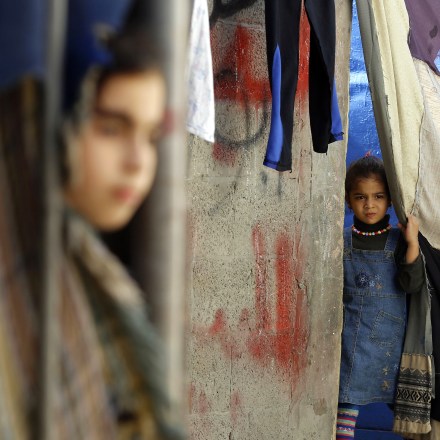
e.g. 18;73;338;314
186;1;352;438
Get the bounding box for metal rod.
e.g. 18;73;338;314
38;0;67;439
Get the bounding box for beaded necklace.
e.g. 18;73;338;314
352;224;391;236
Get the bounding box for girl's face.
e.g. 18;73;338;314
64;70;166;231
347;176;390;225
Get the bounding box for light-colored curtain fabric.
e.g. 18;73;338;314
355;3;440;436
355;0;423;223
412;60;440;250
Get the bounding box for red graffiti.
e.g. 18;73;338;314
189;383;244;432
195;225;310;394
209;309;227;334
212;141;239;166
213;26;270;105
275;232;296;368
211;24;272;165
248;225;309;389
230;391;243;426
296;6;311;103
209;309;241;358
210;5;311;166
212;13;310;106
189;383;211;415
252;226;271;331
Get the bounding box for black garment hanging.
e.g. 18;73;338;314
263;0;343;172
419;233;440;421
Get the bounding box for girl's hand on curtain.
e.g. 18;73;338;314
398;215;420;264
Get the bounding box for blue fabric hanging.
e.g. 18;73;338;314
63;0;131;110
0;0;46;89
0;0;131;106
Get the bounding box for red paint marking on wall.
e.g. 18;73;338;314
212;10;309;106
238;308;251;330
195;226;309;394
212;141;238;166
296;5;311;103
199;390;211;415
209;309;227;335
230;391;243;426
213;26;270;106
189;382;196;413
248;225;272;363
190;383;243;432
275;233;295;369
209;309;240;359
252;225;271;331
247;226;310;391
210;25;271;165
188;383;212;415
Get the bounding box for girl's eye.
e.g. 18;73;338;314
376;194;384;199
98;123;124;136
93;117;127;137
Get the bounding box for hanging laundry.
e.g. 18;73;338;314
419;234;440;422
404;0;440;75
186;0;215;143
263;0;343;172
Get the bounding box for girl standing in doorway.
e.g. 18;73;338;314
336;156;424;439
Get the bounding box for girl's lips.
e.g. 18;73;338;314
112;187;140;204
365;213;377;219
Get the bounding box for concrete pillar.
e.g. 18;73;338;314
186;0;352;438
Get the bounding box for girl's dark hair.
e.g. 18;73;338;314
345;156;391;199
60;28;164;184
95;29;164;96
96;0;165;94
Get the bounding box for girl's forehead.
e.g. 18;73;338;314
94;72;166;126
351;176;387;192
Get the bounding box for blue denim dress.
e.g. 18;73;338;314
338;227;407;405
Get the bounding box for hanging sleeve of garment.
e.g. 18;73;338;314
404;0;440;75
263;0;343;172
186;0;216;143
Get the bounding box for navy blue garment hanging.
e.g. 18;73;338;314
0;0;46;89
263;0;343;172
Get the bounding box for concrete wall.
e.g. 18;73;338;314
186;1;352;438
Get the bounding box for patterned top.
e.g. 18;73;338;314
0;212;183;439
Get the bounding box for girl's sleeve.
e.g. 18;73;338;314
395;237;425;294
397;255;425;294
